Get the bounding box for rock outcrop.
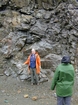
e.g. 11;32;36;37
0;0;78;82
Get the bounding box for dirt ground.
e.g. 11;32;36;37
0;75;78;105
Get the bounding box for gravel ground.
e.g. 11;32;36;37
0;75;78;105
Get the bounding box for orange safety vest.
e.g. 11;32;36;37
24;53;41;74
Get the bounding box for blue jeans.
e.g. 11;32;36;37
57;96;71;105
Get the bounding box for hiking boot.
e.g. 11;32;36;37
37;83;39;85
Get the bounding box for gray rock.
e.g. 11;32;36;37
39;77;48;83
36;12;43;19
0;0;8;7
30;21;47;37
9;0;30;8
40;69;47;74
26;34;41;44
20;14;33;24
20;7;32;15
11;72;17;78
43;11;52;19
44;54;62;71
0;1;78;82
4;67;13;76
39;72;47;78
30;18;36;25
19;74;28;80
42;2;53;10
16;23;30;31
30;26;45;36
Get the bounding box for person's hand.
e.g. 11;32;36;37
22;63;25;66
28;70;31;74
39;66;41;70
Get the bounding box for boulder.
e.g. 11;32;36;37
9;0;30;8
30;21;47;37
44;54;62;71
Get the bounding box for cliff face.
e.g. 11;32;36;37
0;0;78;80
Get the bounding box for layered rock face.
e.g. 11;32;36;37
0;0;78;81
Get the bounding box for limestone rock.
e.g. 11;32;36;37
32;96;38;101
24;94;29;98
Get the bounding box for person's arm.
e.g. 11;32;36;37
51;67;59;90
37;55;41;67
71;65;75;85
24;55;30;65
23;55;31;74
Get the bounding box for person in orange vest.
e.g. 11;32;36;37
24;48;41;85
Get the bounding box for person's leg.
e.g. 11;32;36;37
57;96;64;105
33;68;39;85
30;68;34;85
64;96;71;105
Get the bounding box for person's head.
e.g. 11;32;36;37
61;56;71;64
31;48;35;54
